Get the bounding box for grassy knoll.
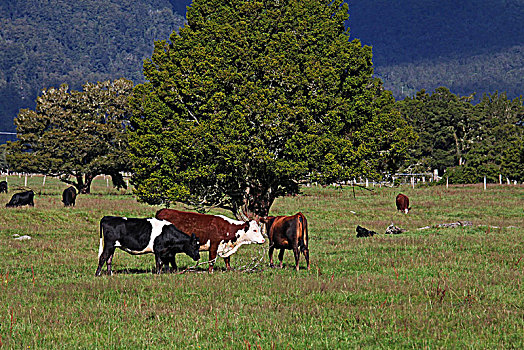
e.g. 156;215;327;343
0;176;522;349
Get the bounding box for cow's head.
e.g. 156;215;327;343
218;221;265;258
237;220;265;244
185;233;201;261
405;207;411;214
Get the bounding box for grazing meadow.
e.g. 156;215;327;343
0;175;522;348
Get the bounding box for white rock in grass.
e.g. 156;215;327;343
13;235;31;240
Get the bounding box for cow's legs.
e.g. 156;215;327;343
208;247;219;273
302;247;310;271
293;247;301;271
224;257;232;271
169;255;177;272
95;246;115;276
278;249;285;269
106;253;115;275
155;254;168;274
269;245;276;268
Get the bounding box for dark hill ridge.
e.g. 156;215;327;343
0;0;522;138
348;0;524;66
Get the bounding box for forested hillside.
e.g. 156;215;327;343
375;47;523;100
348;0;524;100
0;0;184;134
1;0;522;136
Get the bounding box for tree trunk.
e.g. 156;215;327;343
82;173;95;194
237;186;275;220
76;173;94;194
452;130;462;166
60;173;95;194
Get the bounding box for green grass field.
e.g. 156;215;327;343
0;175;522;349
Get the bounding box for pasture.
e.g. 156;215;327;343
0;175;523;348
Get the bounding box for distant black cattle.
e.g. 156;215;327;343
95;216;200;276
62;186;77;206
356;225;378;238
0;181;7;193
6;190;34;208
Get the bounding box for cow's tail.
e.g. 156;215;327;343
297;213;308;252
98;220;104;259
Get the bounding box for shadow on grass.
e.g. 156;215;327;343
112;266;211;275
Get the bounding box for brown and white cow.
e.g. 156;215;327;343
261;212;310;271
396;193;411;214
155;209;265;272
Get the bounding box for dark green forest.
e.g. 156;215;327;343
0;0;184;133
396;88;523;183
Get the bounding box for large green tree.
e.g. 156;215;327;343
7;78;133;193
129;0;416;218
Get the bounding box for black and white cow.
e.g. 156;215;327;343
95;216;200;276
0;181;7;193
6;190;34;208
62;186;77;206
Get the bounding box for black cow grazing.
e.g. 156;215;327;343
356;225;378;238
6;190;34;208
0;181;7;193
95;216;200;276
396;193;411;214
261;212;310;271
62;186;77;206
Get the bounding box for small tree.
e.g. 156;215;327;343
129;0;416;218
7;78;133;193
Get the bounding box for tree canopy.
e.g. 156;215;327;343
129;0;416;217
396;87;475;174
397;88;524;183
7;78;133;193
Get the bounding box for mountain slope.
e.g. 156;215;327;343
1;0;522;137
0;0;185;133
347;0;524;99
